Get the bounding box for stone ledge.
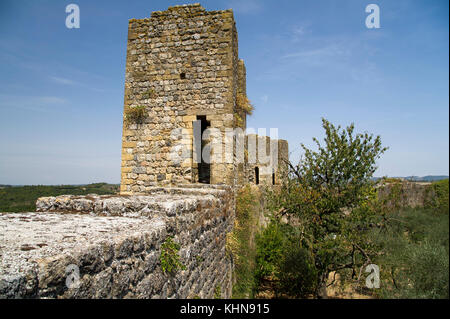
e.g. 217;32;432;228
1;185;235;298
36;185;232;216
0;212;166;298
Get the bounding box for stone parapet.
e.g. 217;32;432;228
0;186;234;299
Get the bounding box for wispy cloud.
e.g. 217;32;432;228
49;76;78;86
282;44;351;60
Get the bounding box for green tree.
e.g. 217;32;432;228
269;118;387;298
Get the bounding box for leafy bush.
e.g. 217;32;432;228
265;118;387;297
277;245;317;298
254;220;318;298
255;221;285;280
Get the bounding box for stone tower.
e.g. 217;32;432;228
120;4;288;194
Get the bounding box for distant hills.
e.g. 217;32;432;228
403;175;449;182
373;175;449;182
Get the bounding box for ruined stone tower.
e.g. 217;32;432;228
120;4;288;194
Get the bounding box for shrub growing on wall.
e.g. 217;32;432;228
160;237;185;274
124;105;147;124
427;179;449;213
236;93;254;115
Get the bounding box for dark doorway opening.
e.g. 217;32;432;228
272;171;275;185
197;115;210;184
255;167;259;185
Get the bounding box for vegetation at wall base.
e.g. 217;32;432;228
227;185;259;298
370;205;448;299
263;118;387;298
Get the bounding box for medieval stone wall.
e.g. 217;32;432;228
244;135;289;185
0;186;234;299
377;181;435;208
120;4;289;193
121;4;242;193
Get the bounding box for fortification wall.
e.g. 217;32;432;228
121;4;241;191
377;181;434;208
0;186;234;299
244;136;289;185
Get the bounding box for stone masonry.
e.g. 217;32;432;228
0;186;234;298
120;4;288;193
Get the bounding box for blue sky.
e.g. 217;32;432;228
0;0;448;185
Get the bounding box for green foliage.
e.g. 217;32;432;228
124;105;147;124
277;245;317;298
254;220;318;298
160;237;186;274
255;221;285;280
370;208;449;299
227;185;259;298
256;120;447;299
214;285;222;299
0;183;119;213
292;118;387;215
266;118;387;297
427;179;449;213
